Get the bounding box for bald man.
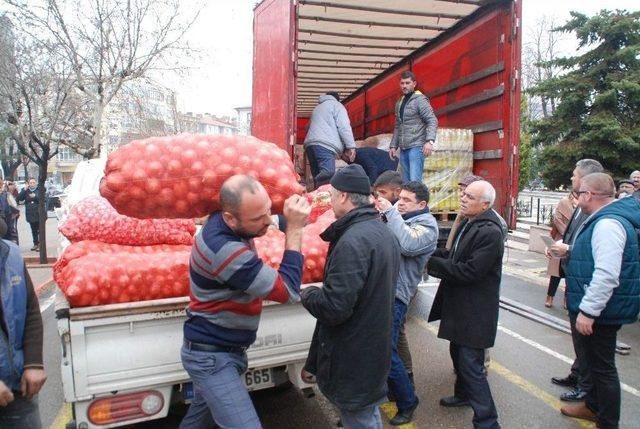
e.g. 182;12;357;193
560;173;640;429
180;175;310;429
427;181;504;429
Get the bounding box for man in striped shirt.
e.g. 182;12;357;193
180;175;310;429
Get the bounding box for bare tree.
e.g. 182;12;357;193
0;34;89;262
5;0;200;158
522;16;563;120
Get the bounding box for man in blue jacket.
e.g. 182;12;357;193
0;218;46;429
561;173;640;429
304;92;356;187
375;181;438;425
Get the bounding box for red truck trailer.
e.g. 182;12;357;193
252;0;521;227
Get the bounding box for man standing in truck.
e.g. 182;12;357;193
304;92;356;188
180;175;310;429
389;71;438;183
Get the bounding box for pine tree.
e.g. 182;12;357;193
529;10;640;189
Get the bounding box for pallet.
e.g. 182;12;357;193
432;210;456;222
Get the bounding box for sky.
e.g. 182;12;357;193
169;0;640;117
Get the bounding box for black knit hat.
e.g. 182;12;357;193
330;164;371;195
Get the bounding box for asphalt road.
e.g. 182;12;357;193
36;272;640;429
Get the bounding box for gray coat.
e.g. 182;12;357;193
383;207;438;305
390;91;438;150
303;95;356;155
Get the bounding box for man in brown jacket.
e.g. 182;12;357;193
0;218;46;429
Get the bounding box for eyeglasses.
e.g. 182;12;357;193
576;190;611;197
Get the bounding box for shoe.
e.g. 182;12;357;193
560;388;587;402
30;245;38;251
389;399;419;425
551;374;578;388
545;296;553;308
560;403;596;422
439;396;470;407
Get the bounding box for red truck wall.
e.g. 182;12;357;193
251;0;296;155
318;2;520;225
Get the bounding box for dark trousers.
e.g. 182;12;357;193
569;316;593;392
547;276;561;297
576;322;622;429
29;221;39;246
0;395;42;429
450;342;500;429
305;145;336;187
387;299;418;411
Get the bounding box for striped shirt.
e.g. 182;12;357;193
183;212;303;348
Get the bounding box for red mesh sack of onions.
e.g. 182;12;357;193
100;134;304;219
255;209;336;284
54;241;191;307
59;196;196;245
306;184;332;224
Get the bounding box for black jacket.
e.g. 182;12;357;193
302;206;400;410
353;147;399;185
18;187;40;224
427;208;504;349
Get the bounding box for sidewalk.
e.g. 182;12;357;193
16;206;58;296
503;245;551;288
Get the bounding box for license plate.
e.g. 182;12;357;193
182;368;274;400
244;368;274;390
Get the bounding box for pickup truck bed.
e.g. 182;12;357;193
56;287;318;428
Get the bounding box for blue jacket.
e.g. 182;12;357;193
566;197;640;325
0;240;28;390
383;207;438;305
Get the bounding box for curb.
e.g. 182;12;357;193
35;277;55;297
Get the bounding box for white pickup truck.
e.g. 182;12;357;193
55;160;317;429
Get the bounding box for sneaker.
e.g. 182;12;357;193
560;388;587;402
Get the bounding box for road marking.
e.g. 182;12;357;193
498;325;640;399
51;403;72;429
410;317;596;429
39;295;56;313
379;402;416;429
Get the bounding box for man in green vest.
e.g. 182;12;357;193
560;173;640;429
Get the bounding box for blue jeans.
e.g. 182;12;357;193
339;404;383;429
179;346;261;429
450;343;500;429
387;299;418;411
399;146;425;183
0;395;41;429
305;145;336;186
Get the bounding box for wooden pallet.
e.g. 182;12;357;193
432;210;456;222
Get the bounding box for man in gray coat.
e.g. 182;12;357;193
389;71;438;183
304;92;356;187
375;181;438;425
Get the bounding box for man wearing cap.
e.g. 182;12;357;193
301;164;400;428
617;180;634;199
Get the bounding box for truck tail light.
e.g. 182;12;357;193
87;390;164;425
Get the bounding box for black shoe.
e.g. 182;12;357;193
439;396;470;407
389;399;419;425
551;374;578;388
560;388;587;402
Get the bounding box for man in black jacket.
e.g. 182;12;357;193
427;180;503;429
17;179;40;251
302;164;400;428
